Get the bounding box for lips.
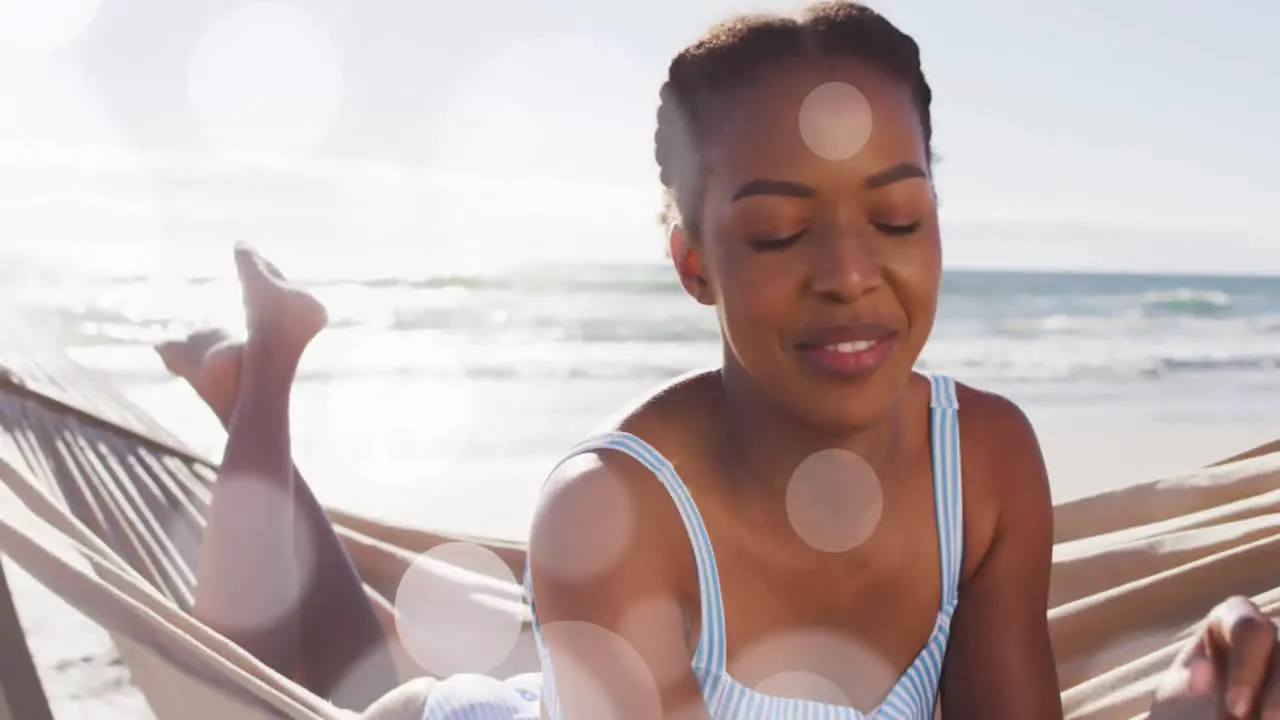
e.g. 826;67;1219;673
795;323;898;379
821;339;882;354
796;323;897;350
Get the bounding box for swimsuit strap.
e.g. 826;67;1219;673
923;372;965;605
526;431;729;672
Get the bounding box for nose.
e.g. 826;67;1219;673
807;223;883;303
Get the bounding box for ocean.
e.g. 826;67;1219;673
7;254;1280;719
4;256;1280;538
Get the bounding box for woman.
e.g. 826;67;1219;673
167;2;1279;718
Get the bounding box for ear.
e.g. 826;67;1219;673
668;225;714;306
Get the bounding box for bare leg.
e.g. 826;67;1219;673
160;329;425;689
160;329;541;682
159;332;524;600
185;245;399;709
158;334;532;581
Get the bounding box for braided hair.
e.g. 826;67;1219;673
655;1;933;234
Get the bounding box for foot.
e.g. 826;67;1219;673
234;243;328;353
155;329;244;422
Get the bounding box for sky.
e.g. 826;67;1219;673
0;0;1278;276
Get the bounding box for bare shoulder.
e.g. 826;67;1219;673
954;382;1042;466
528;372;716;614
526;373;711;720
528;369;716;601
529;444;686;594
951;381;1053;580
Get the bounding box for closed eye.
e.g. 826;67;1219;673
749;229;806;251
873;221;920;237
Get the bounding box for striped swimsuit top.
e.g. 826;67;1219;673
528;372;966;720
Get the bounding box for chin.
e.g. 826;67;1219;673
765;380;887;434
792;368;914;432
808;395;894;433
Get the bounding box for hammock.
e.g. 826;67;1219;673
0;318;1276;720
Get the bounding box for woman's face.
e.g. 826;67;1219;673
676;57;941;431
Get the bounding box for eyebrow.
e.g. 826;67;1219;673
730;179;816;202
865;162;928;189
730;162;929;202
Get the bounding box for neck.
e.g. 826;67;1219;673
716;359;905;498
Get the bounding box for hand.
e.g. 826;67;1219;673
1149;596;1278;719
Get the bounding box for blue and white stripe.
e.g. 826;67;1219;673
427;373;965;720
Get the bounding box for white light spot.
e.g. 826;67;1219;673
187;1;342;157
202;473;317;634
756;671;852;707
530;453;637;584
798;82;874;162
786;448;883;553
0;0;101;59
536;621;661;720
731;629;898;711
618;595;687;690
393;542;524;677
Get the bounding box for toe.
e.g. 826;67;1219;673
263;257;286;281
233;243;257;279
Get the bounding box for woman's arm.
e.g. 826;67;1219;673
527;451;711;720
937;390;1280;719
938;392;1064;718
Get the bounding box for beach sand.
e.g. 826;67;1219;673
8;414;1277;718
